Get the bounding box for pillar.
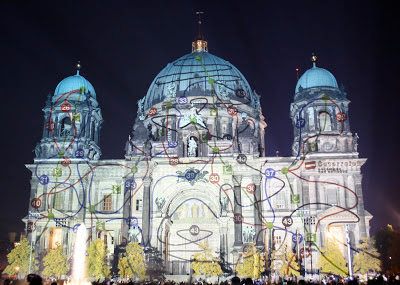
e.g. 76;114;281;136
233;175;243;246
253;175;264;247
142;177;152;247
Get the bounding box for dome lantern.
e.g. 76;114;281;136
192;11;208;53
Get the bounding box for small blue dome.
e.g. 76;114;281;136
295;65;338;94
143;52;257;110
54;73;96;98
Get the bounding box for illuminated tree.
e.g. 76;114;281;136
271;245;300;277
191;241;223;277
42;244;70;279
87;238;110;279
353;237;381;275
236;243;265;278
3;238;38;277
118;241;146;280
316;239;347;276
375;224;400;273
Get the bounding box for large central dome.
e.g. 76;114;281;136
142;51;257;110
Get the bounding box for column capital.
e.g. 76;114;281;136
143;177;152;187
232;175;242;186
251;175;262;185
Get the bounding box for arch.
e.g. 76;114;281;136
60;117;72;137
318;111;332;131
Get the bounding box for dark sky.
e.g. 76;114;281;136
0;1;398;240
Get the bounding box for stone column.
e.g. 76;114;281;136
219;226;228;270
142;177;152;247
121;178;132;245
354;175;367;238
233;175;243;246
253;175;264;247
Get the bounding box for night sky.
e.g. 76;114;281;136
1;1;398;241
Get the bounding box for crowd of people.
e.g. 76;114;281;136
1;274;400;285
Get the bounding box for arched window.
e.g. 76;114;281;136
60;117;72;137
318;112;332;131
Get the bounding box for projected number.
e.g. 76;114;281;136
296;118;305;129
246;183;255;194
125;179;136;191
39;175;49;185
209;173;220;184
31;198;42;209
185;170;197;181
178;96;188;105
233;213;243;224
168;141;178;148
336;112;347;122
227;106;238;116
75;149;84;158
235;88;246;98
148;107;157;116
45;121;55;131
236;154;247;164
169;157;179;166
61;159;71;167
265;168;276;178
282;216;293;227
61;102;71;112
127;217;138;227
189;225;200;236
300;248;311;258
27;222;35;233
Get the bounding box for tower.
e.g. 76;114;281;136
35;66;103;161
290;55;356;156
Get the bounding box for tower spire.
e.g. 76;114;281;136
311;53;317;68
76;61;81;75
192;11;208;53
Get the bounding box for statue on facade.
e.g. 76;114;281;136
179;105;206;128
243;226;255;243
128;226;141;242
353;133;359;152
34;143;41;158
155;197;166;212
165;83;177;100
217;81;229;100
253;91;261;110
188;137;197;157
137;97;145;114
220;197;229;213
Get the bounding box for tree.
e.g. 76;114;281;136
42;244;70;279
191;241;223;277
236;243;265;278
271;245;300;277
87;238;110;279
3;238;38;277
353;237;381;275
118;241;146;280
375;224;400;273
316;239;347;277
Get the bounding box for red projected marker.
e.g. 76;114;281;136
46;121;55;131
148;107;157;116
61;102;71;112
227;106;238;116
336;112;347;122
169;157;179;166
209;173;220;184
233;213;243;224
61;159;72;167
31;198;42;209
246;183;255;194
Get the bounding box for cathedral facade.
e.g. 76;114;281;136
24;29;371;277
